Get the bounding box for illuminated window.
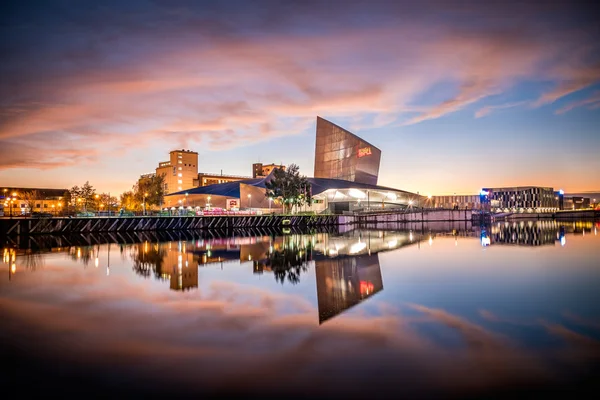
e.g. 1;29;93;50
178;160;182;164
178;173;182;177
178;180;182;184
178;186;182;190
178;167;182;170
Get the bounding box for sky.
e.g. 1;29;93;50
0;0;599;196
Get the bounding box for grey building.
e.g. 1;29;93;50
482;186;558;213
314;116;381;185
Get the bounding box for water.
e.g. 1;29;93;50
1;221;599;398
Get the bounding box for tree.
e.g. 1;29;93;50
69;182;96;212
133;174;165;210
20;190;41;213
264;164;312;214
120;191;139;211
80;181;96;212
69;186;81;211
96;193;118;213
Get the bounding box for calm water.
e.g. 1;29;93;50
1;221;599;398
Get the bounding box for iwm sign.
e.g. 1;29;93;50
357;147;372;158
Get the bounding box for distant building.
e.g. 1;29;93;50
563;196;591;210
154;149;198;195
252;163;285;178
481;186;559;213
0;187;68;216
430;194;482;210
194;172;251;187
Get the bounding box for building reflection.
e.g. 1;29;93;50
485;221;564;246
315;254;383;324
131;241;198;291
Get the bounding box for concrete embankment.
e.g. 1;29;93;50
490;209;598;221
354;209;472;224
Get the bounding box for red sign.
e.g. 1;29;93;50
360;280;374;296
357;147;372;158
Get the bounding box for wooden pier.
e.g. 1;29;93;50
0;214;340;236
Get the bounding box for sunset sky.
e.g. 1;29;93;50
1;0;599;196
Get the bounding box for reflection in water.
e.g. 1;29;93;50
1;221;599;397
488;220;564;246
316;254;383;324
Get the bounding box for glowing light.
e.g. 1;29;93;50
11;263;16;273
348;189;366;199
349;241;367;254
481;236;491;246
428;236;433;246
94;257;99;268
560;236;566;246
409;200;414;205
387;192;397;201
387;239;398;248
558;189;564;195
480;190;489;196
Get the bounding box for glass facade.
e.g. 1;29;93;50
314;117;381;185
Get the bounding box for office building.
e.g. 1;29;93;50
480;186;559;213
154;149;198;195
252;163;286;178
314;116;381;185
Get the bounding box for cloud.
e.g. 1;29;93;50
555;91;600;114
475;101;529;118
532;63;600;107
0;1;598;172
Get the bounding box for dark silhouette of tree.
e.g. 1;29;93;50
266;237;312;284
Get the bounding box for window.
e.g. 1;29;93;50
36;203;41;208
44;204;48;208
178;186;182;190
178;160;182;164
178;180;182;184
178;173;182;177
178;167;182;170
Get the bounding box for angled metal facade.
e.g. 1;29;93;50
314;117;381;185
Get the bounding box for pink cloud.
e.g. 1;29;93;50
555;91;600;114
0;24;598;173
